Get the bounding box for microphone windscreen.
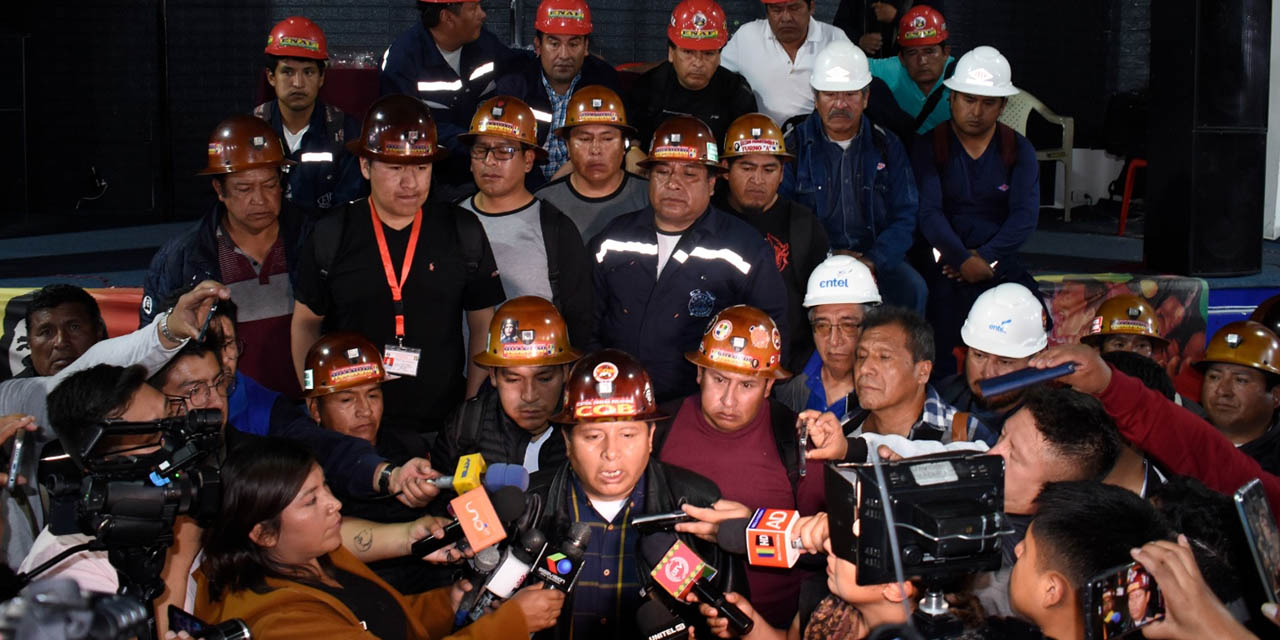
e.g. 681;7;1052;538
638;531;679;566
491;486;529;524
483;463;531;492
714;518;750;555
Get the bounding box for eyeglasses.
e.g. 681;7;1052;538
470;145;520;161
165;370;231;409
812;320;862;337
220;337;246;358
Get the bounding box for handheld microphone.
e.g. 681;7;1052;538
717;509;805;568
977;363;1076;398
410;485;526;557
453;545;502;627
466;528;548;622
529;522;591;593
640;533;754;636
432;459;531;493
636;598;689;640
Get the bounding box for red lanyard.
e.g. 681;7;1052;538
369;200;422;344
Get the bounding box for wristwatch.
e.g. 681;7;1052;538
160;307;178;343
378;465;396;494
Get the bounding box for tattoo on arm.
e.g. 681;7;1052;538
354;528;373;552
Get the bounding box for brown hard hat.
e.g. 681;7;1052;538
1250;294;1280;339
1083;294;1168;347
639;115;724;172
553;85;637;138
303;332;386;398
473;296;583;367
722;113;793;161
552;349;664;424
197;115;292;176
346;94;446;164
686;305;790;379
1194;321;1280;377
459;96;548;161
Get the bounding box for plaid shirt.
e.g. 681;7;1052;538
847;384;996;445
540;72;581;180
566;473;646;640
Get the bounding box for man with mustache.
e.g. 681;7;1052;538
713;113;828;369
627;0;757;154
912;46;1039;377
431;296;581;477
493;0;619;187
1195;321;1280;475
780;40;925;312
253;16;365;212
719;0;853;125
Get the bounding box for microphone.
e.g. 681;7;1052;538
453;545;502;627
636;598;689;640
717;509;805;569
432;458;531;493
640;533;754;636
465;528;548;622
529;522;592;593
977;363;1076;398
411;485;527;557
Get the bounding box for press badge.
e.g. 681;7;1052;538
383;344;421;377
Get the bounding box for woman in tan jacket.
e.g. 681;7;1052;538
193;437;563;639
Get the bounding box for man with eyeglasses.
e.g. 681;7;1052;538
720;0;852;125
457;96;593;343
775;255;880;420
863;5;955;144
588;115;787;403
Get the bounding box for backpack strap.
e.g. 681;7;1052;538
539;202;563;309
313;207;350;290
455;208;485;274
932;123;950;174
912;58;958;132
951;411;971;444
997;122;1018;174
786;203;812;292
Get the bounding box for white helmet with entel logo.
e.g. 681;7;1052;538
942;45;1019;97
960;282;1047;358
809;41;873;92
803;255;881;307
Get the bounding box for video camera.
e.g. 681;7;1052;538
825;453;1011;586
0;578;150;640
43;409;223;548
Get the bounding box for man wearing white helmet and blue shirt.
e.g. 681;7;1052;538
775;254;880;420
936;282;1047;437
780;40;925;313
912;46;1040;378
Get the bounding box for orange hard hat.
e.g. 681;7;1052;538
346;95;446;164
1250;294;1280;339
553;85;637;138
197;115;291;176
473;296;583;367
898;6;948;47
553;349;665;423
1195;321;1280;377
722;113;793;161
1083;295;1168;347
639;115;724;171
303;332;387;398
686;305;790;379
264;16;329;60
535;0;593;36
459;96;548;161
668;0;728;51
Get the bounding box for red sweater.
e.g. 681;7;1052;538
1098;365;1280;520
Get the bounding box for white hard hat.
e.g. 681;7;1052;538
803;255;881;307
959;282;1047;358
942;45;1019;98
809;41;873;92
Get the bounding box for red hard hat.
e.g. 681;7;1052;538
264;16;329;60
898;6;948;47
535;0;593;36
668;0;728;51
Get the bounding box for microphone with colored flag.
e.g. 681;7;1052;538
410;485;526;557
717;509;806;569
529;522;591;593
640;533;754;636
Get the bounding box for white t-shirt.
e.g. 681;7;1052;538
524;427;554;473
590;497;628;522
656;231;682;277
283;125;310;153
438;44;463;77
834;137;854;150
720;17;853;124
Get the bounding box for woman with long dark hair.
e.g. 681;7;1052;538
194;437;564;639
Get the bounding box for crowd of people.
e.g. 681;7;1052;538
2;1;1280;639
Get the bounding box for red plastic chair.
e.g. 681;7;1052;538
1117;158;1147;236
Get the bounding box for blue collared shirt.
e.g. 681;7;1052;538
566;473;646;639
801;351;849;419
540;72;580;180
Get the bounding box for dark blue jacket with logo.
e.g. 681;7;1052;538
587;206;788;402
253;98;366;211
779;113;918;272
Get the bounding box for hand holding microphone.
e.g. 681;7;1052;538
674;499;752;543
640;533;754;636
411;485;526;558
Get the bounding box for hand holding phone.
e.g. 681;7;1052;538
1236;478;1280;602
1082;561;1164;640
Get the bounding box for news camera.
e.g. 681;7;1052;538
0;578;150;640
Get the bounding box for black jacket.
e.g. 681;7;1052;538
430;382;569;481
626;62;757;151
528;458;745;639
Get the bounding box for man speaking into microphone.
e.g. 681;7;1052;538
526;349;741;638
